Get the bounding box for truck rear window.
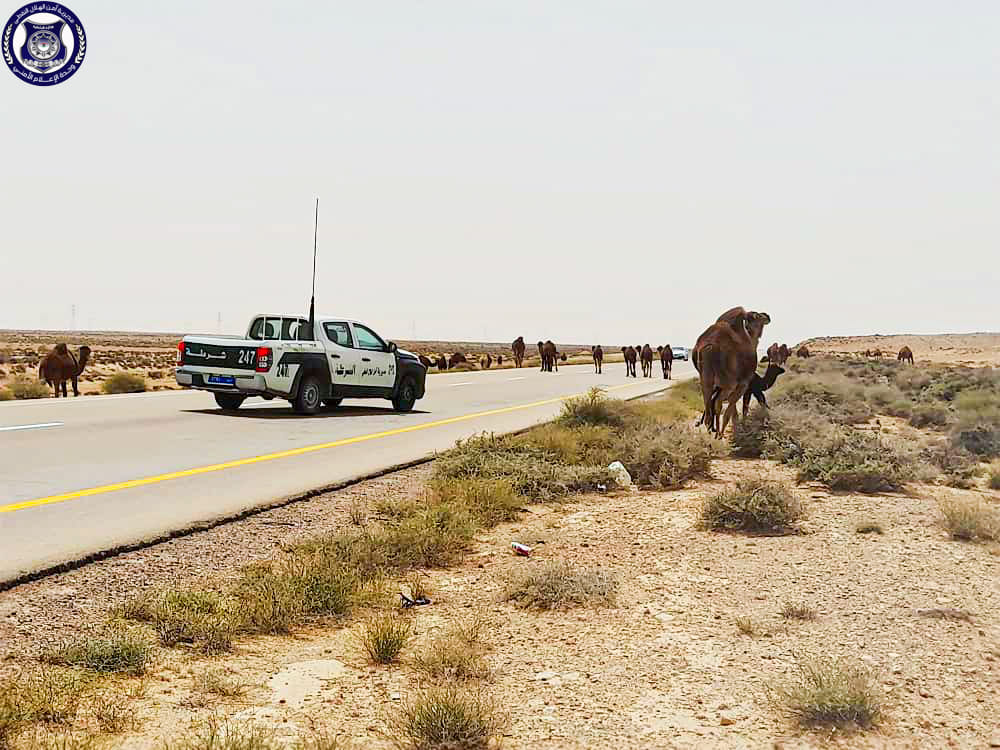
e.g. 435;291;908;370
249;317;311;341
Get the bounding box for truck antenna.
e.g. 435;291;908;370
309;197;318;338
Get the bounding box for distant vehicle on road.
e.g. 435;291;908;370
671;346;689;361
176;314;427;414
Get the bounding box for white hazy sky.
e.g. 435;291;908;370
2;1;998;347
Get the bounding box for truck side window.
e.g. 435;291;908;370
354;324;385;351
282;318;309;340
248;318;265;340
323;322;353;347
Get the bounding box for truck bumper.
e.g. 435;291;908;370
175;368;273;395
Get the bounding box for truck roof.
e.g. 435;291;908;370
249;313;368;326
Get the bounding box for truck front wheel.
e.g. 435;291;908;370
392;377;417;412
293;375;323;415
214;393;245;411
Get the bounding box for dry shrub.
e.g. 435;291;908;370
360;613;412;664
43;627;151;675
938;497;1000;542
909;403;951;429
781;603;818;621
102;372;146;394
854;518;884;535
952;422;1000;459
90;692;138;733
9;379;49;399
770;375;872;425
0;668;86;746
388;685;507;750
414;620;491;682
699;479;803;533
119;589;234;653
615;421;714;489
989;462;1000;490
921;440;978;488
522;423;617;467
770;655;883;728
793;427;909;493
430;478;524;527
0;388;13;401
163;718;279;750
504;561;617;610
557;387;634;428
193;669;246;698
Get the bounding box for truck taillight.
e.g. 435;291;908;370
176;341;185;366
256;347;272;372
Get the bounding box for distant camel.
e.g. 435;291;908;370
39;343;91;398
796;346;811;358
480;354;493;369
448;352;467;368
872;348;883;359
542;341;559;372
560;352;567;363
537;341;545;371
418;355;433;369
497;354;503;366
766;342;790;366
657;345;673;379
512;337;526;368
434;356;448;371
640;345;654;377
897;346;914;364
592;345;603;374
622;346;637;378
694;308;770;437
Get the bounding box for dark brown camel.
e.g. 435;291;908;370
658;345;673;379
541;341;558;372
512;337;526;368
497;354;503;366
640;345;654;377
537;341;545;371
622;346;637;378
897;346;914;364
435;356;449;371
480;354;493;369
741;364;785;417
448;352;467;368
796;346;811;358
39;343;91;398
871;348;882;360
694;308;770;437
592;345;603;374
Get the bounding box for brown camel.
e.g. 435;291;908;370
796;346;811;358
640;345;654;377
897;346;914;364
658;345;673;379
622;346;637;378
512;337;526;368
692;306;749;373
541;341;558;372
39;343;91;398
480;354;493;369
592;345;603;374
448;352;467;368
741;363;785;417
537;341;545;371
497;354;503;366
435;356;449;371
694;308;770;437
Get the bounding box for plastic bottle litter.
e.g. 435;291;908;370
607;461;633;488
511;542;533;556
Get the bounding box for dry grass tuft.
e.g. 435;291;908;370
735;616;762;637
387;684;507;750
162;718;279;750
193;669;247;698
781;603;818;621
938;497;1000;542
90;692;139;733
360;613;413;664
0;668;87;746
504;561;617;610
102;372;146;394
699;479;804;534
916;608;973;623
43;627;152;675
770;655;883;728
414;620;491;682
854;518;884;535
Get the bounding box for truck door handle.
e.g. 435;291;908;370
330;354;340;359
362;357;371;362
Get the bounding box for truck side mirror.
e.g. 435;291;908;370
388;342;398;353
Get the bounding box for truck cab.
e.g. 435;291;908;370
176;314;427;414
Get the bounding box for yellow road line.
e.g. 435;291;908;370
0;383;650;515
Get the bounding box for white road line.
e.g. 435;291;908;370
449;382;474;387
507;377;525;381
0;422;63;433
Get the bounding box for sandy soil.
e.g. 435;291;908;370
797;333;1000;367
3;458;999;748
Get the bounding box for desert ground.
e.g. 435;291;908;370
0;331;604;397
797;333;1000;367
2;340;999;749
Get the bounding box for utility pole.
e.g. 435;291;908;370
217;312;222;333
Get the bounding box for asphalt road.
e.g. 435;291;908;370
0;362;693;582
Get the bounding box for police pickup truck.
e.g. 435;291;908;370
175;314;427;414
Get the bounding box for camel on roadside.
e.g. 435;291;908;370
542;341;559;372
741;363;785;416
448;352;468;368
897;346;914;364
639;345;654;378
693;308;770;437
480;354;493;369
39;343;91;398
622;346;637;378
657;345;673;379
592;345;603;374
871;348;883;360
512;337;526;368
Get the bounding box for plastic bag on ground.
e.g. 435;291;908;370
607;461;633;488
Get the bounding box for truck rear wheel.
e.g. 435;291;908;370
392;377;417;412
214;393;245;411
293;375;322;415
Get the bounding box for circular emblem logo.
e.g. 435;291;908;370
2;3;86;86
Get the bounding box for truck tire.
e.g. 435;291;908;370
214;393;245;411
293;375;322;415
323;397;343;409
392;377;417;412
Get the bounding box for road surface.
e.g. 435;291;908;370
0;362;693;582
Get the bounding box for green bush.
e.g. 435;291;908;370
699;479;804;533
359;613;411;664
43;628;151;675
557;387;634;429
102;372;146;394
9;379;49;399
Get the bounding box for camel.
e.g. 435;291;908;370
541;341;559;372
497;355;503;366
537;341;545;371
640;345;654;377
871;348;883;360
592;345;603;374
448;352;467;368
657;345;673;379
560;352;567;363
434;356;448;371
480;354;493;369
741;364;785;416
766;342;790;366
622;346;637;378
512;337;526;368
897;346;914;364
692;306;749;373
693;308;770;437
39;343;91;398
796;346;811;358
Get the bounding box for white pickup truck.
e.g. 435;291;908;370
175;314;427;414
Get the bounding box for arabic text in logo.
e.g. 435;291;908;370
3;3;86;86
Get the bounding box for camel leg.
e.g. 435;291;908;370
719;400;739;438
72;376;79;397
701;380;716;434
